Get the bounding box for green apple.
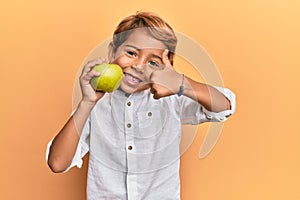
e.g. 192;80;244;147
91;63;123;92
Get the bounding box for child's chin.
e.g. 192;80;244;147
119;83;150;94
133;84;150;93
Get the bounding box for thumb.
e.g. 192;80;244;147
162;49;173;69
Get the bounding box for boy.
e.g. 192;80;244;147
47;11;236;199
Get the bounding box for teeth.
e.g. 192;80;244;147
126;73;141;83
133;77;140;82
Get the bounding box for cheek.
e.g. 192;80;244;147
113;56;132;70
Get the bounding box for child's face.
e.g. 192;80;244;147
110;29;167;94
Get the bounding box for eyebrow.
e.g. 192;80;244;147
125;44;163;62
151;54;163;62
125;44;139;50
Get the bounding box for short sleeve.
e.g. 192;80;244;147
179;86;236;124
201;86;236;122
45;115;91;173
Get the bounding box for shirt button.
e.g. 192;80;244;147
128;146;133;150
127;101;131;106
206;114;212;119
148;112;152;117
127;123;132;128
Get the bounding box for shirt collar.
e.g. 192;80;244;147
113;88;149;99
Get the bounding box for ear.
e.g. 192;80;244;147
108;42;116;63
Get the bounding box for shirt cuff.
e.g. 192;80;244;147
46;139;84;173
202;86;236;122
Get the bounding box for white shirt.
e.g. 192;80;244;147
47;87;236;200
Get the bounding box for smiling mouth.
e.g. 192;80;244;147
124;72;142;85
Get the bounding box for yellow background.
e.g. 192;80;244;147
1;0;299;199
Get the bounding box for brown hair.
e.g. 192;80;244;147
112;11;177;65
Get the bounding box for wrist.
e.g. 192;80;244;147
72;100;95;119
177;74;184;96
79;99;96;110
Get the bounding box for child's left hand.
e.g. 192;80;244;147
149;50;183;99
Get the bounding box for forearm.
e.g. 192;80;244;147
182;76;231;113
47;100;94;173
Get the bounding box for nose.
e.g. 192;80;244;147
131;58;146;73
132;64;144;73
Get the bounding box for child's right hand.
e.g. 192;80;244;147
79;58;106;105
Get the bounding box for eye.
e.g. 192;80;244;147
126;50;136;57
149;60;159;67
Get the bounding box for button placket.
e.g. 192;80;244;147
124;97;134;153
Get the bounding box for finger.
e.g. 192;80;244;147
86;57;105;67
82;69;101;82
162;49;173;69
150;87;159;100
150;83;163;97
149;85;156;94
82;58;105;74
151;88;161;100
144;66;156;83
